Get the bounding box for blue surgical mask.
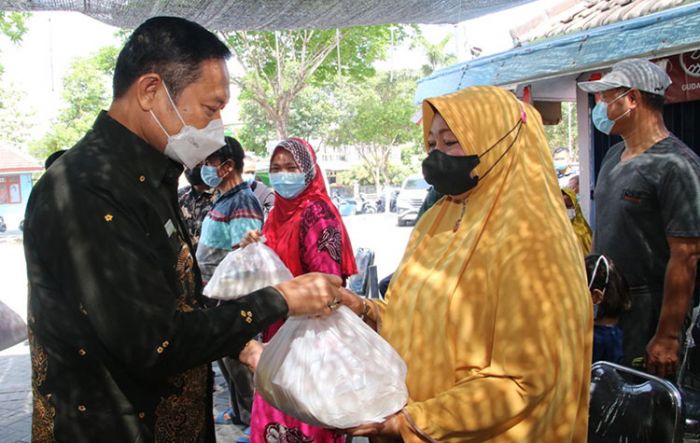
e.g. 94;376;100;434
200;165;222;188
270;172;307;199
554;160;568;172
592;91;631;135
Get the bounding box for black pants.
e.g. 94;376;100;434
618;286;662;367
217;357;254;425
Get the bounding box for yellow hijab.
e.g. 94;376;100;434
561;187;592;256
380;86;592;442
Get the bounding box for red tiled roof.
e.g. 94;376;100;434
0;146;43;174
511;0;690;44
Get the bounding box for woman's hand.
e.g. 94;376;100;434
341;289;366;316
239;230;263;248
238;340;265;371
340;289;377;328
345;412;403;437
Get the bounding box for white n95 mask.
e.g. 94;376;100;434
150;83;225;169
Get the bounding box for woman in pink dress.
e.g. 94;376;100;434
250;138;357;443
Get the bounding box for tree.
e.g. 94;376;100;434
237;82;341;156
330;72;422;192
0;84;34;151
0;12;33;152
412;33;458;77
544;101;579;161
222;26;404;139
0;12;29;51
30;46;118;160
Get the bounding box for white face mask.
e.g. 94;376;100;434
567;208;576;220
150;83;225;169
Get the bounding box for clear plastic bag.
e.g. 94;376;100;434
254;305;408;429
203;242;293;300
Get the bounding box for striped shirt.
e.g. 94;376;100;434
196;182;263;283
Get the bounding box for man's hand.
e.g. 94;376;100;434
345;412;403;437
275;273;344;316
646;334;680;377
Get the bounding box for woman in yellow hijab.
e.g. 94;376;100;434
561;187;593;256
347;86;592;442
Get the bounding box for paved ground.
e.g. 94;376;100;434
0;344;248;443
0;212;410;442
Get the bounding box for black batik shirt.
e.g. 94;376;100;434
178;185;214;251
23;111;288;443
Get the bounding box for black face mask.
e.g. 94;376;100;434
422;150;480;195
421;116;525;196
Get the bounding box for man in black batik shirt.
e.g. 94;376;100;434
23;17;348;443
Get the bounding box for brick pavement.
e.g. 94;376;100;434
0;346;31;443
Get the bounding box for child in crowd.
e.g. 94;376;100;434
586;254;631;364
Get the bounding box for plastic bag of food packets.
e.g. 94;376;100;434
203;242;293;300
254;305;408;429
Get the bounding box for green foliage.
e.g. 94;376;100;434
238;82;343;154
287;85;341;142
411;32;457;77
223;25;404;138
331;72;420;146
337;159;412;187
237;93;274;155
0;83;34;151
311;26;407;84
329;71;422;190
337;164;373;186
401;142;425;171
0;12;31;151
0;12;29;45
30;46;118;161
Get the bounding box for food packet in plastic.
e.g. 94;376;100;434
203;242;293;300
255;306;408;429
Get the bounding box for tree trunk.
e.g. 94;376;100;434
373;166;382;195
273;111;288;140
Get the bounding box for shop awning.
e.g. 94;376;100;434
0;0;535;31
415;2;700;102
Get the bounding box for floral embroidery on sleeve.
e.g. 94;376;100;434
317;227;341;262
300;200;343;274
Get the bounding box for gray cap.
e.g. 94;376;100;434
578;58;672;96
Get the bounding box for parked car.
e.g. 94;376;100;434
0;216;6;233
396;175;429;226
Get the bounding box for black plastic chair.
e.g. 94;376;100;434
589;361;684;443
677;305;700;440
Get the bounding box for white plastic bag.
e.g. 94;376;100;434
255;305;408;429
203;242;293;300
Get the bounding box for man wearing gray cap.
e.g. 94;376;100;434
579;58;700;378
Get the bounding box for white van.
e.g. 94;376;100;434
396;174;429;226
